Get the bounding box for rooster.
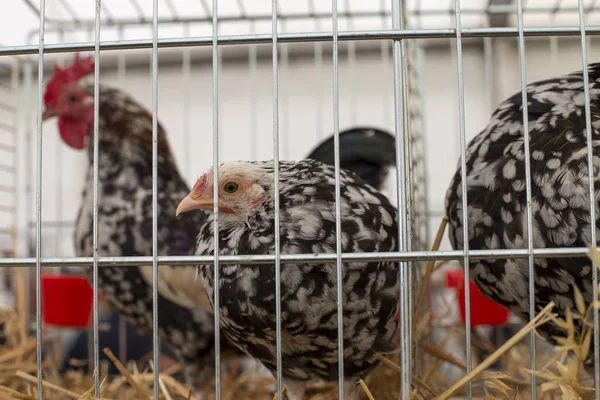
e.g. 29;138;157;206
41;53;244;394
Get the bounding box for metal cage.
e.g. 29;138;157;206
2;0;600;399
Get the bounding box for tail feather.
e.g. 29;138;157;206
305;127;396;191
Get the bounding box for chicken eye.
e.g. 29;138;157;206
223;181;239;194
67;94;78;103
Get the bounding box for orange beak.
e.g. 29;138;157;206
42;108;58;121
176;192;214;216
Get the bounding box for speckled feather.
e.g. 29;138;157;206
192;159;400;399
445;63;600;362
74;84;241;390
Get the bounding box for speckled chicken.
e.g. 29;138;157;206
445;62;600;367
41;54;243;393
176;159;400;400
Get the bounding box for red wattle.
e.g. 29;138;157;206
58;116;89;150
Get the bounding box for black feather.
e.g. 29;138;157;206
305;127;396;191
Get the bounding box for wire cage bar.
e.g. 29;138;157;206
16;0;600;29
0;58;19;240
0;57;21;349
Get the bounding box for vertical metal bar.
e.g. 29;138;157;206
11;58;20;328
151;0;160;396
55;31;64;263
271;1;283;399
514;0;537;397
452;1;472;397
11;58;19;91
35;0;45;397
549;36;559;75
280;36;289;160
314;32;323;141
117;29;126;80
249;21;258;160
380;38;390;127
483;37;494;113
331;1;345;398
118;315;127;364
217;48;224;163
347;40;356;126
22;60;33;334
346;0;356;127
92;0;102;395
87;329;94;376
116;27;128;365
271;0;283;399
182;24;192;178
391;0;411;397
211;0;222;397
401;0;414;329
449;39;458;161
576;1;600;397
415;43;431;249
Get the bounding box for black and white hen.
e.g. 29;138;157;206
41;54;243;394
445;62;600;368
176;159;400;400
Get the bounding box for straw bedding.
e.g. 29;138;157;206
1;220;599;399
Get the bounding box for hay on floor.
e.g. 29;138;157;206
1;222;599;399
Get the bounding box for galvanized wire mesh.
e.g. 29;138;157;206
3;0;600;399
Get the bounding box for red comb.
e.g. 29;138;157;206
192;173;209;193
44;53;95;107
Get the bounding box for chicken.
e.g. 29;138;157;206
176;159;400;400
305;127;396;192
445;62;600;370
41;53;243;393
